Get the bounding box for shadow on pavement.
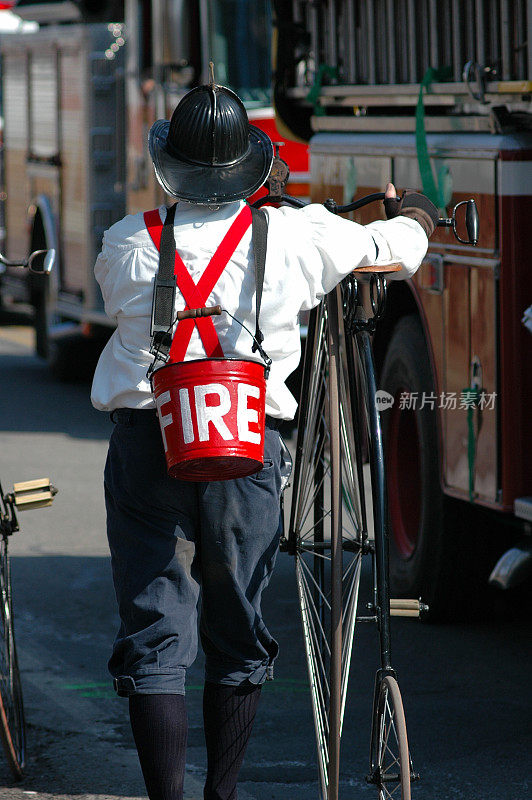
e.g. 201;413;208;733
0;353;112;441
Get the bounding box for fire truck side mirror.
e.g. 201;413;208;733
43;249;56;275
27;248;56;275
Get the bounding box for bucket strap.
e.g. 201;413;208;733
148;203;177;360
144;205;252;363
250;207;268;353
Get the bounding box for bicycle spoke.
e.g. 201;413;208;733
303;620;331;714
299;418;330;511
299;546;331;562
298;426;330;528
382;696;394;761
300;334;328;430
300;607;330;714
298;463;331;537
297;565;331;687
301;326;328;432
340;556;362;727
303;547;361;610
299;558;332;619
339;380;363;527
300;401;327;481
298;570;332;679
296;562;330;794
341;550;361;587
300;508;332;543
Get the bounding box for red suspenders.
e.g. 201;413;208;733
144;205;252;363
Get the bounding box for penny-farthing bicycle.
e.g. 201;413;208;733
254;182;478;800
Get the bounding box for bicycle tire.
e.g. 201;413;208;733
0;539;26;779
288;286;370;800
369;675;411;800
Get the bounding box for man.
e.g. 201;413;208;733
91;79;437;800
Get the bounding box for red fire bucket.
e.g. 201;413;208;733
151;358;267;481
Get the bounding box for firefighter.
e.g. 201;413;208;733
90;80;437;800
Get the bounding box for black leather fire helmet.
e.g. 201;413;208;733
148;83;274;204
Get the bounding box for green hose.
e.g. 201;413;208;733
462;387;481;501
416;67;453;209
307;65;339;116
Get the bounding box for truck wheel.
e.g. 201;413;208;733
380;314;452;618
34;275;99;380
34;274;53;359
30;214;58;360
47;333;106;382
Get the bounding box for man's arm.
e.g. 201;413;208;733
361;181;437;281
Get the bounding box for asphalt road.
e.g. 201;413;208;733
0;325;530;800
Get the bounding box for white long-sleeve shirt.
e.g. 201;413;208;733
90;200;427;419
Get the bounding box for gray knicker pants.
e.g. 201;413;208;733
104;408;283;696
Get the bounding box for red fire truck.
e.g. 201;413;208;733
0;0;309;371
272;0;531;614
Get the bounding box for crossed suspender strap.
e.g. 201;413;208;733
144;204;268;365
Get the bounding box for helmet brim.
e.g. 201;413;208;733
148;119;274;204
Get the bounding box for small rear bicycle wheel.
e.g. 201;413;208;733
370;675;411;800
0;538;26;779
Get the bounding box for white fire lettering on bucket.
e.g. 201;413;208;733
178;388;194;444
170;382;263;445
237;383;261;444
155;390;173;452
194;383;233;442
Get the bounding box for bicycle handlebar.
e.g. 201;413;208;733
252;192;387;213
252;191;479;246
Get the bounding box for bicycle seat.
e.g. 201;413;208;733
354;262;401;274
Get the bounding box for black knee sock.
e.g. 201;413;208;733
129;693;188;800
203;682;262;800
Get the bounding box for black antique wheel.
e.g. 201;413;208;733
0;538;25;779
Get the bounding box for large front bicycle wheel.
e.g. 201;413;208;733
369;675;411;800
288;287;370;800
0;538;25;779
